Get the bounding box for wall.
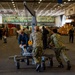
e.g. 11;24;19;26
0;15;2;24
65;4;75;16
55;15;66;27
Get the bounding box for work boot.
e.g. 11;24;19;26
36;64;41;72
67;61;71;70
58;63;64;68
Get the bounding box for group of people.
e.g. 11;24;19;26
17;26;71;72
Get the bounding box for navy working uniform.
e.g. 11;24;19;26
30;26;43;72
50;29;71;70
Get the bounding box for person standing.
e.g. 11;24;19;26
50;29;71;70
42;26;49;49
69;28;74;43
30;26;43;72
2;28;7;43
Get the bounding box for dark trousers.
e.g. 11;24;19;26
69;35;74;43
43;38;47;49
0;36;2;40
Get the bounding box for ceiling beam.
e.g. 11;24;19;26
0;4;5;11
0;0;75;3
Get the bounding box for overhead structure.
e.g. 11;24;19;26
23;0;37;32
0;0;75;3
0;0;74;16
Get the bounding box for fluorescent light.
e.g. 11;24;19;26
38;2;40;4
60;4;63;6
58;6;60;8
13;5;15;7
13;4;15;6
40;0;42;1
64;2;67;4
12;1;14;4
38;0;43;3
68;0;71;1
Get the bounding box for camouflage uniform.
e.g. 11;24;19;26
30;31;43;64
51;33;70;65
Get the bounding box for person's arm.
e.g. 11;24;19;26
46;27;53;34
29;33;33;46
30;33;33;42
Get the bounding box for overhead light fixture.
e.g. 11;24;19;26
38;0;42;4
58;6;60;8
60;4;63;6
64;2;67;4
13;5;15;8
40;0;42;1
38;2;40;4
12;1;14;4
13;3;15;6
11;0;16;10
68;0;71;1
55;8;56;10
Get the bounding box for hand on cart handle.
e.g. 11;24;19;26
19;44;26;48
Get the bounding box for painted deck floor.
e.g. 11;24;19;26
0;36;75;75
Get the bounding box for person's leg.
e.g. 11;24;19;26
70;35;72;43
54;49;64;68
69;35;71;43
61;50;71;70
43;38;47;49
72;35;74;43
35;57;41;72
33;47;43;72
4;38;7;43
43;40;46;49
20;46;25;62
41;56;46;70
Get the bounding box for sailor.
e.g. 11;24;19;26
30;26;43;72
50;29;71;70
